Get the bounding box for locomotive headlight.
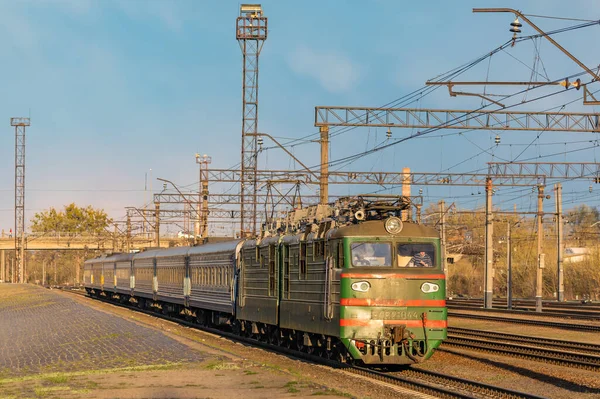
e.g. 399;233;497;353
351;281;371;292
384;217;403;234
421;282;439;293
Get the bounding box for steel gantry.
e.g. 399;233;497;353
11;117;29;284
487;161;600;303
190;168;546;187
315;106;600;132
313;104;599;309
488;162;600;180
237;4;267;237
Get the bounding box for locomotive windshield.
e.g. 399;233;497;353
351;242;392;266
397;243;436;268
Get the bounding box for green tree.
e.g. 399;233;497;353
566;204;600;244
28;204;112;285
31;203;112;235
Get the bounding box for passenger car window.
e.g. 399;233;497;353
351;242;391;267
397;243;435;268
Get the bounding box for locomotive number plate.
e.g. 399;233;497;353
371;308;418;320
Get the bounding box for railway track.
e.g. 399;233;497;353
448;299;600;318
449;311;600;332
448;305;600;321
61;288;542;399
448;327;600;355
445;327;600;371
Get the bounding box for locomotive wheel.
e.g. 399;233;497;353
232;320;242;336
314;335;326;357
196;310;206;326
283;330;294;349
268;327;279;345
296;332;305;352
274;329;285;347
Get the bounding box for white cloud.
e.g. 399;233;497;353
287;45;361;93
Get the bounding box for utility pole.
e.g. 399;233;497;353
555;183;564;301
126;213;132;252
506;221;512;310
484;177;494;309
319;126;329;205
237;4;267;237
402;168;411;221
0;250;4;282
439;200;447;276
154;202;160;247
536;185;545;312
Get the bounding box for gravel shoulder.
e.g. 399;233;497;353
0;285;416;399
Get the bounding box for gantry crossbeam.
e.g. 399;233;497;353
488;162;600;180
200;168;545;187
314;106;600;132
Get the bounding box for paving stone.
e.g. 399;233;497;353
0;284;204;377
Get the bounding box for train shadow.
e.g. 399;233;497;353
443;349;600;394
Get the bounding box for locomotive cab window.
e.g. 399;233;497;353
351;242;391;267
397;243;436;268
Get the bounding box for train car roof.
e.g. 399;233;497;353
84;253;125;264
154;246;192;258
188;240;242;255
103;253;134;262
328;219;439;239
132;249;165;261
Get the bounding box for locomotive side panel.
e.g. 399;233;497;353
236;238;279;326
279;238;340;337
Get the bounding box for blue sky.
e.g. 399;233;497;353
0;0;599;235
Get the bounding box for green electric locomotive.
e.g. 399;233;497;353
235;195;446;365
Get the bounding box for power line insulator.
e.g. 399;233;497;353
495;134;501;145
509;17;522;32
386;128;392;139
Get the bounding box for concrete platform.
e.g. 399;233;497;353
0;284;203;378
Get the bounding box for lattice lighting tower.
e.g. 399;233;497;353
196;154;212;239
11;117;29;284
237;4;267;237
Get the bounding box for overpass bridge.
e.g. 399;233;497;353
0;233;171;251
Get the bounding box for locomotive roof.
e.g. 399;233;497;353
327;219;439;239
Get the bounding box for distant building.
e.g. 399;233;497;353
564;247;589;263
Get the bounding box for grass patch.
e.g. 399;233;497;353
250;385;265;389
243;370;258;375
34;386;69;397
44;375;70;384
0;363;188;385
203;361;239;371
312;389;353;397
285;381;300;393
